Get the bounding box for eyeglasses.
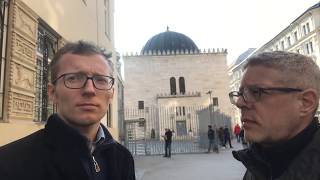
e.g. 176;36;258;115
52;73;114;90
229;86;303;105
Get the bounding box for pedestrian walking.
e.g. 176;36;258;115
224;126;233;148
207;125;218;153
234;123;241;142
218;126;225;147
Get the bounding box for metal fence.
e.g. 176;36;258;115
124;106;232;156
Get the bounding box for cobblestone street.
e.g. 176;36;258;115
134;141;246;180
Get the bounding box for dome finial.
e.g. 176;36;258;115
167;25;169;32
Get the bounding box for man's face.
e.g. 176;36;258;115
236;66;302;145
48;53;114;128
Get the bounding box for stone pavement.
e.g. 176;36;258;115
134;141;246;180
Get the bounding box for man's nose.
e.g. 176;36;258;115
83;79;96;93
235;95;247;109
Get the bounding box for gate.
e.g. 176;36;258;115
124;118;147;155
124;106;231;156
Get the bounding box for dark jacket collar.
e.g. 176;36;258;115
233;118;319;179
44;113;115;151
42;114;117;180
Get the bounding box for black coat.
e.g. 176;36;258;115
208;129;215;140
0;114;135;180
233;120;320;180
165;130;172;143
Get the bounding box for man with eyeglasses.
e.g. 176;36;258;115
229;51;320;180
0;41;135;180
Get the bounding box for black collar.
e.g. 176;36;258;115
252;118;319;178
44;114;115;154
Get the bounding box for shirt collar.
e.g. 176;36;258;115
94;125;105;144
89;125;105;153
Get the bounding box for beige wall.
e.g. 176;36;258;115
0;121;43;145
22;0;97;41
124;52;233;118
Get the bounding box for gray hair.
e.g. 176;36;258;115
244;51;320;95
50;40;114;82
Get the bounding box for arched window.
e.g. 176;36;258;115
170;77;176;95
179;77;185;94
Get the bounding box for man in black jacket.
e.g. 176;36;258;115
229;51;320;180
0;41;135;180
163;128;173;158
207;125;216;153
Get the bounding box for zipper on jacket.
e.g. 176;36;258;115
92;155;101;173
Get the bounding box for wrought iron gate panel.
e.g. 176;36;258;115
124;106;214;155
35;24;58;121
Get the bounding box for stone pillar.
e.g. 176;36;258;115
4;0;38;121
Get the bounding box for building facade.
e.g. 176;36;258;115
123;29;234;142
228;2;320;122
0;0;121;145
255;3;320;65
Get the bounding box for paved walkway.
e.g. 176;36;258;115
134;141;246;180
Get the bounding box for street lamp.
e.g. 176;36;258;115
206;90;219;151
206;91;213;126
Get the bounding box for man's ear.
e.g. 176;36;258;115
299;89;318;117
109;87;114;98
48;83;57;104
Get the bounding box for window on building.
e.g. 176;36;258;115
306;42;314;54
170;77;176;95
35;23;58;121
179;77;185;94
287;36;291;46
0;1;9;119
281;41;285;50
182;106;186;116
138;101;144;109
104;0;111;38
303;25;307;36
294;31;298;42
309;41;313;53
306;43;310;54
306;22;310;34
212;97;219;106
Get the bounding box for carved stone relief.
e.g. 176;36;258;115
10;93;34;119
12;33;36;64
12;63;34;90
14;2;37;41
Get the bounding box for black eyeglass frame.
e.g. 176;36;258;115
52;73;115;90
229;86;303;104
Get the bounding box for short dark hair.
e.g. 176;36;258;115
49;40;114;82
244;51;320;95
